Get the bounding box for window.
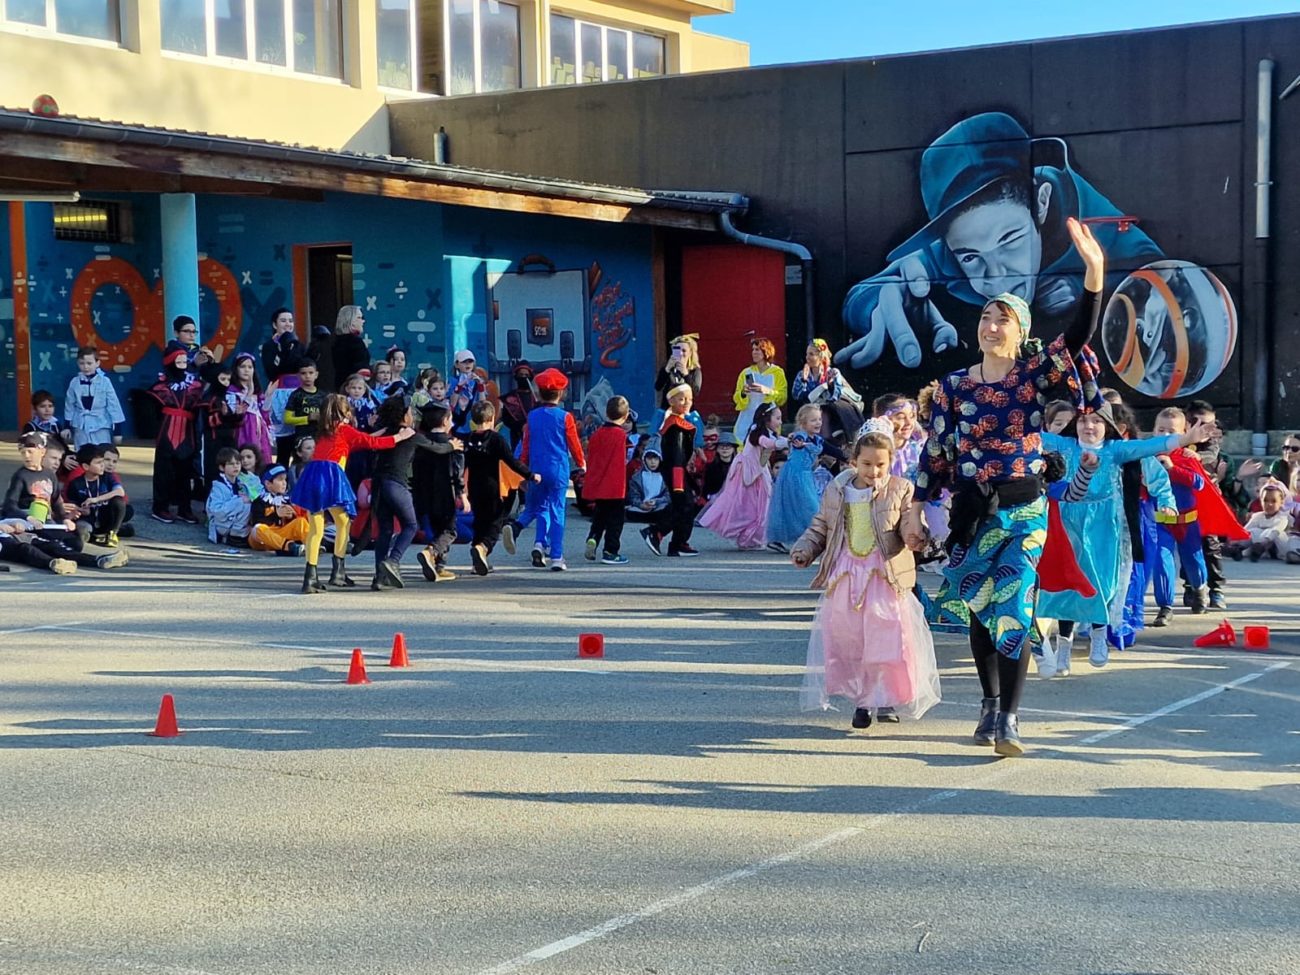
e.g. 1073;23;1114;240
1;0;121;41
446;0;520;96
377;0;415;89
549;14;664;86
53;201;131;244
161;0;342;79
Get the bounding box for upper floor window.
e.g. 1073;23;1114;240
1;0;121;42
549;13;664;86
447;0;521;95
161;0;342;79
377;0;416;89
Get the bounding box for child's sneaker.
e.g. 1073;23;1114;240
550;558;568;572
501;522;517;555
285;542;305;557
1088;629;1110;668
176;511;200;526
601;553;629;565
1150;605;1173;627
150;510;175;525
434;565;457;582
105;531;120;548
96;548;129;569
1208;590;1228;611
471;542;490;576
668;543;700;557
1034;648;1057;679
48;558;77;575
90;532;108;546
416;548;439;581
640;528;662;556
531;545;548;568
584;538;598;561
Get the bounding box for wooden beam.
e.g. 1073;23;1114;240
0;131;718;231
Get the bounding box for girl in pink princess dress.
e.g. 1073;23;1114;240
699;403;787;550
791;430;941;729
228;353;274;462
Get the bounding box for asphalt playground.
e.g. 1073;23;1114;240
2;446;1297;975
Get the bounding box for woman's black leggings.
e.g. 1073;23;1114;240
970;616;1031;714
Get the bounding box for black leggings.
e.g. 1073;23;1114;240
970;616;1030;714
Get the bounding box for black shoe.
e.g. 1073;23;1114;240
876;707;900;724
379;559;404;589
176;512;200;526
150;510;175;525
328;555;356;588
301;563;326;594
1208;590;1228;611
117;524;136;539
285;542;305;558
471;543;490;576
1230;545;1244;562
530;547;547;568
370;575;391;591
851;707;873;729
1150;606;1174;627
416;548;438;581
993;712;1024;757
641;528;662;556
973;697;998;746
1182;587;1194;609
668;543;700;557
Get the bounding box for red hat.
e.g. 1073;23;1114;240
163;348;187;367
534;368;569;392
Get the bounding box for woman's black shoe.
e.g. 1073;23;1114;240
993;712;1024;757
973;697;998;746
328;555;356;588
380;559;404;589
876;707;901;723
301;563;326;594
851;708;873;729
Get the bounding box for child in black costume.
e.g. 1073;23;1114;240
464;400;537;576
412;404;466;582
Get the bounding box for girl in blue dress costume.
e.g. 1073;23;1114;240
1038;403;1208;669
904;218;1107;758
767;404;838;550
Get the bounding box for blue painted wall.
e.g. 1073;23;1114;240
1;192;658;435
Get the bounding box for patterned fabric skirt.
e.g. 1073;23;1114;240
290;460;357;517
936;495;1048;660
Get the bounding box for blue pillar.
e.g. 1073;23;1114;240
160;194;199;340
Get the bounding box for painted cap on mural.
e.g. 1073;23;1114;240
534;368;569;392
986;292;1032;333
887;112;1036;261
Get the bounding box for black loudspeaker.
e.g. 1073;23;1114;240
507;329;522;359
559;330;575;360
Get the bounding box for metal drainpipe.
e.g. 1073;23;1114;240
1252;59;1275;456
718;210;816;350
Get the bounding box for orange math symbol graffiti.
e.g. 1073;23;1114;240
590;280;635;369
69;257;243;370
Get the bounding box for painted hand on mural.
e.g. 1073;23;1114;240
839;253;959;369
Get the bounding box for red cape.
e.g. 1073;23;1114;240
1038;498;1097;596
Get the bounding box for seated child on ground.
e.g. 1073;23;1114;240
249;464;309;556
205;447;251;545
66;444;128;546
1229;480;1292;562
237;444;264;501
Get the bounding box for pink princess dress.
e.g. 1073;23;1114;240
227;387;274;461
800;481;941;718
698;434;787;549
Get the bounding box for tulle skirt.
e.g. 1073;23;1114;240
766;448;820;545
698;458;771;550
290;460;357;516
801;548;941;719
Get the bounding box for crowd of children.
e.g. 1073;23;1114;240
5;314;1288;749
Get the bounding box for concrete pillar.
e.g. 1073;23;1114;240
160;194;199;339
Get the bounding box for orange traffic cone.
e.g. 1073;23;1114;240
345;648;371;684
1193;619;1237;648
148;693;180;738
389;632;410;667
578;633;605;659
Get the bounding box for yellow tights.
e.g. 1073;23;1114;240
305;507;352;566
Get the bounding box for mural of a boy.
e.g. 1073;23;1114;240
840;111;1162;370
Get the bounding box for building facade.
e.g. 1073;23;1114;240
390;14;1300;433
0;1;747;153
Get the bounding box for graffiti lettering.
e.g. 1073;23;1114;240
590;281;635;369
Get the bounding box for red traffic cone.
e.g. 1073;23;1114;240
1243;625;1271;650
1193;619;1237;648
389;632;410;668
345;648;371;684
578;633;605;659
148;693;180;738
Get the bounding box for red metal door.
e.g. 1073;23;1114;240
680;245;787;419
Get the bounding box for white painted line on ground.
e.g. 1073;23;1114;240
0;621;88;637
473;659;1292;975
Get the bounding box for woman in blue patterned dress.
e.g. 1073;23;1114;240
902;217;1105;757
